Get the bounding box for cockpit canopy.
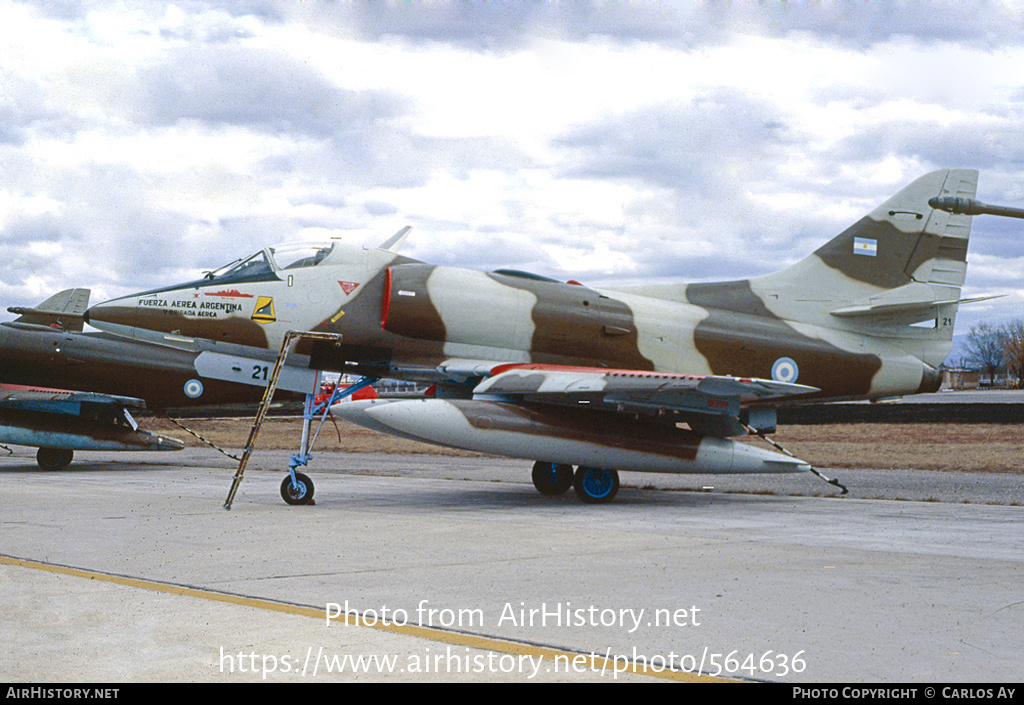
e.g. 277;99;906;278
205;243;335;286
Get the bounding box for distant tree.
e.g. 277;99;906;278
999;319;1024;388
964;322;1005;385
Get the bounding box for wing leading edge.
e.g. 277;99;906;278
472;363;818;437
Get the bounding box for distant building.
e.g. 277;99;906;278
940;365;1016;390
941;367;981;390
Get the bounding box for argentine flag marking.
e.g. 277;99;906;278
853;237;877;256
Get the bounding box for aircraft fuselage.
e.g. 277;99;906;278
85;240;942;402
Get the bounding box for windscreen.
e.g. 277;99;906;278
208;251;276;285
269;243;334;270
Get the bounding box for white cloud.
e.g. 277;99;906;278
1;0;1023;334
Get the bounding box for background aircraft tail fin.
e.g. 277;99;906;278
8;288;91;332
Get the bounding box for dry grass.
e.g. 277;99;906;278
147;417;1023;474
740;423;1023;474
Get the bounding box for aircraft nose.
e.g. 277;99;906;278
86;291;272;348
84;298;141;335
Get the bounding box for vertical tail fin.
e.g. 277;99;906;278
812;168;977;300
8;289;91;332
746;169;978;367
756;169;977;333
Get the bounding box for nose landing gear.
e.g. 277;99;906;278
280;471;315;505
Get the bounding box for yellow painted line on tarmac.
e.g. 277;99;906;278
1;554;732;683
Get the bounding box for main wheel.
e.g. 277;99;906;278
531;461;575;496
37;447;73;470
573;466;619;504
280;472;315;505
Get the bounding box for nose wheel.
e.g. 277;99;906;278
220;329;377;510
280;472;315;505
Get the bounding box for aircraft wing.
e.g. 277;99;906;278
470;363;818;436
333;361;819;484
0;386;148;411
0;385;184;469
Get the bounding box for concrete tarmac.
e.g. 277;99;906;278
1;447;1021;683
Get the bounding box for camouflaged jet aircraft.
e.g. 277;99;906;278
83;168;1007;504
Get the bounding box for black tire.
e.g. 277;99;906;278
280;472;315;505
573;466;619;504
531;461;575;496
37;447;73;470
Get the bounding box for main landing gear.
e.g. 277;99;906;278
531;461;619;504
37;447;73;470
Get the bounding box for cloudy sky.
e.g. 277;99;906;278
2;0;1023;341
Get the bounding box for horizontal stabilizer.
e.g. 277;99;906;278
831;287;1006;318
829;282;961;317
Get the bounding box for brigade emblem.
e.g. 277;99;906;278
251;296;276;323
